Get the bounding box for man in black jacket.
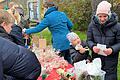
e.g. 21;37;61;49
87;1;120;80
0;9;41;80
0;9;25;46
0;9;14;42
0;37;41;80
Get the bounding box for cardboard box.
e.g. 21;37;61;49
39;39;47;49
32;35;40;47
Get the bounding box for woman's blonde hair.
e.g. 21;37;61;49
0;9;15;25
7;8;21;24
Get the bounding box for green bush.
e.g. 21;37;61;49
54;0;92;31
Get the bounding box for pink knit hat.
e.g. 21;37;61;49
96;1;111;15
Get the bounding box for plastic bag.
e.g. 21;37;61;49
74;58;106;80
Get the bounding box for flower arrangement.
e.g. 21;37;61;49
33;46;75;80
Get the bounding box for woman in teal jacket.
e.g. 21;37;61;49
25;1;73;63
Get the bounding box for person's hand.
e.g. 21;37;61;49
93;46;100;53
79;47;86;54
86;59;91;63
103;48;113;55
23;33;29;39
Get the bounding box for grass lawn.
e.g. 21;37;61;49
34;29;120;80
118;55;120;80
31;28;51;45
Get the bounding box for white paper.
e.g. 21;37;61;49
97;44;107;56
75;44;82;50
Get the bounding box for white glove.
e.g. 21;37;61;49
22;28;26;33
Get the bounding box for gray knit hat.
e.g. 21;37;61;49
66;32;79;42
